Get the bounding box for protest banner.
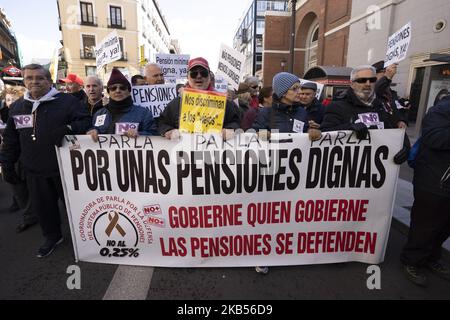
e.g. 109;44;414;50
95;31;122;70
384;22;412;67
155;54;190;84
179;88;227;133
57;129;404;267
132;84;177;118
217;44;245;91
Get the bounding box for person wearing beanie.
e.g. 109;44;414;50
252;72;321;140
158;57;240;140
87;68;156;141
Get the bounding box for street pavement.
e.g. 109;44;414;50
0;163;449;300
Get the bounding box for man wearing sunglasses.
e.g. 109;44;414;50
88;68;156;142
159;57;240;140
321;65;410;165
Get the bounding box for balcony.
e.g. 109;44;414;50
80;50;95;60
78;15;98;27
107;18;126;29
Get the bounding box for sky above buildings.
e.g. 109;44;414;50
0;0;252;71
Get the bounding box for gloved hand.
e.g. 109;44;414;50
52;125;72;147
394;146;410;165
1;164;20;185
350;122;369;140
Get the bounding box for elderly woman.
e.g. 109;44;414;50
88;68;156;141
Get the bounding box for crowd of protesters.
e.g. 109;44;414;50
0;57;449;287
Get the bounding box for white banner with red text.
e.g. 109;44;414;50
57;129;404;267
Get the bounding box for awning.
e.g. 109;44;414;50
303;66;353;80
423;53;450;63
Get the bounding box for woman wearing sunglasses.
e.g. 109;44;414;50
88;68;156;142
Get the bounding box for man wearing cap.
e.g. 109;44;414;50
372;60;408;129
252;72;321;139
0;64;91;258
299;82;325;125
88;68;156;141
61;73;87;103
158;57;240;140
145;63;165;85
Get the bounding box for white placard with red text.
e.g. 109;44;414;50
57;130;404;267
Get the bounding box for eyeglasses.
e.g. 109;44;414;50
353;77;377;84
250;85;259;89
189;70;209;78
108;85;128;92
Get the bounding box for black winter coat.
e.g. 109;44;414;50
1;93;91;176
414;95;450;197
303;98;325;124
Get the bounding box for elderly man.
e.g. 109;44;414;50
61;73;87;103
88;68;156;141
0;64;90;258
299;82;325;125
84;76;104;117
321;65;410;164
145;63;165;85
158;57;240;140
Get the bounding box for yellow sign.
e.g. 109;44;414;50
179;88;227;133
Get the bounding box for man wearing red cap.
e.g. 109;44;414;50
61;73;87;103
87;68;156;141
158;57;240;139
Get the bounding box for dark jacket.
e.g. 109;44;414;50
413;95;450;197
321;88;395;132
92;104;157;135
0;100;9;124
303;98;325;124
1;93;90;176
85;99;104;117
375;76;408;126
158;96;241;135
252;98;309;133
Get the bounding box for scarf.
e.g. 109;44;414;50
106;96;133;115
24;87;59;113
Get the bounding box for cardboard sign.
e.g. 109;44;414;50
132;84;177;118
179;88;227;133
214;75;228;93
300;79;325;100
95;31;122;69
384;22;412;67
217;44;245;91
155;54;190;84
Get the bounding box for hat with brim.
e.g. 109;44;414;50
60;73;84;86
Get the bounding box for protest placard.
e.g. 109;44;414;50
300;79;325;100
179;88;227;133
95;31;122;70
155;54;190;84
132;84;177;118
384;22;412;67
216;44;245;91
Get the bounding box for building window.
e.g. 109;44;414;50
81;35;96;59
109;6;124;28
306;24;319;69
85;66;97;76
80;2;95;25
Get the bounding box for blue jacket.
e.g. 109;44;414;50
252;100;309;133
303;98;326;124
92;104;157;135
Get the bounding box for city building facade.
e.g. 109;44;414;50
0;8;21;70
262;0;352;86
57;0;175;81
233;0;289;80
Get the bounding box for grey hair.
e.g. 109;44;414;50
85;75;103;87
22;64;52;81
145;63;162;70
350;65;377;81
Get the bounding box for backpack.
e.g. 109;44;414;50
407;137;422;169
